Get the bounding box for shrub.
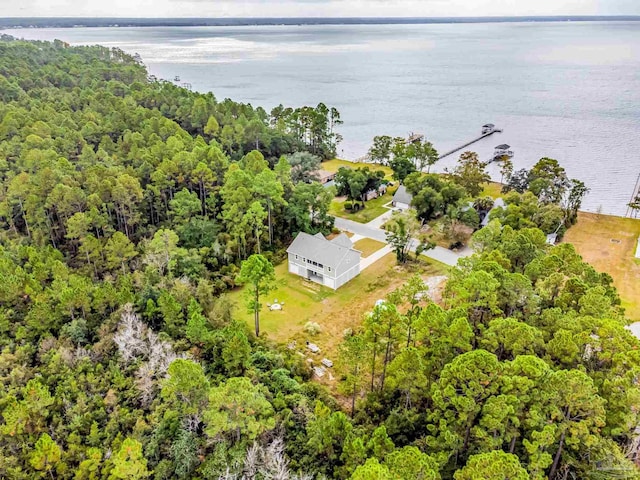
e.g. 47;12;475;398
304;322;322;336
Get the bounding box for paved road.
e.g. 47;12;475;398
335;217;387;242
335;216;470;267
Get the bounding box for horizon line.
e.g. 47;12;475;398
2;15;639;29
3;15;640;19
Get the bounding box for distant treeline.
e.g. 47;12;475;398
1;16;640;29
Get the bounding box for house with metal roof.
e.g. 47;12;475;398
286;232;361;290
481;197;506;227
392;185;413;210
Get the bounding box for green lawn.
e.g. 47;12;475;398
322;159;393;180
563;212;640;320
353;238;387;258
480;182;504;199
228;254;447;357
329;186;398;224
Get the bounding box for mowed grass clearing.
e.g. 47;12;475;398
353;238;387;258
321;159;393;180
563;212;640;320
228;254;448;358
329;185;398;223
481;181;504;199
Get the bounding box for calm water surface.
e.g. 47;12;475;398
5;23;640;215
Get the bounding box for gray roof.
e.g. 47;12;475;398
393;185;413;205
331;233;353;249
481;197;506;227
287;232;360;269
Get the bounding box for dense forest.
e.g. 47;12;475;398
1;36;639;480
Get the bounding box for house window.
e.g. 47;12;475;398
328;267;332;272
295;255;299;260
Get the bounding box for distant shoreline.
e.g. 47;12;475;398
1;16;640;29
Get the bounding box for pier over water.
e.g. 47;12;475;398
437;124;503;160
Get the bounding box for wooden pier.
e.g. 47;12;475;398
353;125;503;164
437;125;503;160
406;133;424;144
626;172;640;218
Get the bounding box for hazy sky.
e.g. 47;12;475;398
3;0;640;18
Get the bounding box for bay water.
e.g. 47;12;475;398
5;22;640;215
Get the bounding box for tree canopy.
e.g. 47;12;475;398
0;37;636;480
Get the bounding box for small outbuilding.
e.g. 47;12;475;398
392;185;413;210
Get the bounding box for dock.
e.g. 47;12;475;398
352;125;504;164
406;133;424;144
437;125;503;160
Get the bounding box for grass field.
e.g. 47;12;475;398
329;185;398;224
321;159;393;179
481;182;504;199
563;212;640;320
353;238;387;258
228;255;448;358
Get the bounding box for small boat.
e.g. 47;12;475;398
174;75;181;82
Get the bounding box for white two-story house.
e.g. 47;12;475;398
286;232;361;290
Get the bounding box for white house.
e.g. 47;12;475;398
392;185;413;210
286;232;361;290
